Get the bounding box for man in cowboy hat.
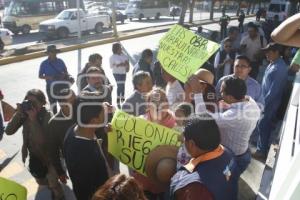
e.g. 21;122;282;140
39;45;69;113
169;115;238;200
253;42;288;162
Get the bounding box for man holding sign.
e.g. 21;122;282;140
158;24;220;83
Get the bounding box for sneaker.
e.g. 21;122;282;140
252;151;267;163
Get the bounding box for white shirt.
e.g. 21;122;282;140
195;94;261;155
165;80;185;106
109;54;129;74
214;52;233;77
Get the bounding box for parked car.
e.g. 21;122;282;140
0;28;13;51
39;9;111;39
96;9;127;24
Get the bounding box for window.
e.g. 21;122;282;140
269;4;281;12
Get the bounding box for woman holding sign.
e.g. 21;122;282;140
133;88;176;200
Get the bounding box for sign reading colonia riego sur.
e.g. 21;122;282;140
158;24;220;83
108;110;181;175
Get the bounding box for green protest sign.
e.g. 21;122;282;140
292;49;300;65
0;177;27;200
158;24;220;83
108;110;181;175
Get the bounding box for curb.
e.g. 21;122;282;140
0;15;254;65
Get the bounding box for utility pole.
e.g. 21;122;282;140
77;0;82;91
111;0;118;39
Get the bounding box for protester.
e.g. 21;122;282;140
219;9;231;40
133;49;154;78
64;95;110;200
238;10;245;33
47;85;76;188
253;43;288;161
83;67;112;104
0;90;15;141
92;174;147;200
214;38;236;81
5;89;64;199
184;69;215;105
174;102;193;169
216;55;264;105
271;13;300;47
133;88;176;200
122;71;153;116
39;45;72;114
152;61;167;88
0;90;4;140
162;69;185;107
256;8;263;21
170;114;238;200
78;53;111;91
109;43;130;105
191;77;260;195
240;23;267;79
221;27;240;51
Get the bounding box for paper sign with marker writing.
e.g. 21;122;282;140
108;110;181;175
0;177;27;200
158;24;220;83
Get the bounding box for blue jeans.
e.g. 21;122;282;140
235;148;251;176
113;74;126;99
257;110;277;155
232;148;251;199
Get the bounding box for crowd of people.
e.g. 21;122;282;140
1;12;300;200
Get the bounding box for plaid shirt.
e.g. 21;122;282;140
195;94;260;155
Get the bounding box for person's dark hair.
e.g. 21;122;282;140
175;102;193;117
197;26;203;33
140;49;153;61
223;77;247;100
132;71;151;90
184;114;220;151
112;43;121;54
52;83;72;102
235;55;251;66
247;22;258;31
92;174;147;200
25;89;47;105
75;95;104;125
89;53;102;63
228;26;238;34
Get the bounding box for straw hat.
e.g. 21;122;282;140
145;145;178;185
194;68;214;85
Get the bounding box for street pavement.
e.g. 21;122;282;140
4;10;239;50
0;16;262;199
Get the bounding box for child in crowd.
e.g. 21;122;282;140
133;87;176;200
174;103;193;169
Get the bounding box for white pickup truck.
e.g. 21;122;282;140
39;9;111;39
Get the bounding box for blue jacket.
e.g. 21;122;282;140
170;148;238;200
262;58;288;113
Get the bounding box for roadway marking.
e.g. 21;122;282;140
22;178;39;198
0;162;24;178
0;149;7;160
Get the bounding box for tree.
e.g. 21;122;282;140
289;0;300;16
178;0;188;25
189;0;196;23
210;0;215;20
236;0;242;16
